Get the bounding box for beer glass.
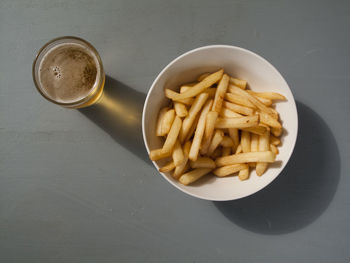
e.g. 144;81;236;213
32;36;105;108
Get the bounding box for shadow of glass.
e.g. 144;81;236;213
214;101;340;235
79;76;150;164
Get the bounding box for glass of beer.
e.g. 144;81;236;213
32;36;105;108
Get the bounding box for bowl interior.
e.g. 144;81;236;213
143;45;298;201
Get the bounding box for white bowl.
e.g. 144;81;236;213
142;45;298;201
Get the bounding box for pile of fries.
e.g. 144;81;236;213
149;69;285;185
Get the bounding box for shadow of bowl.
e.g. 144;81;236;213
214;101;340;234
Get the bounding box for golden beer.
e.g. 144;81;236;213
33;36;105;108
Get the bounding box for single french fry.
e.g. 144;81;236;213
211;147;223;159
222;101;254;116
162;116;182;154
189;100;213;161
225;92;256;108
197;72;211;82
235;144;242;154
259;112;282;129
200;111;218;155
228;128;239;150
159;161;176;173
172;140;184;166
215;151;276;166
174;102;188;117
173;141;191;179
270;135;281;146
180;86;190;93
222;147;231;156
221;136;234;147
256;162;268;176
251;134;259;152
156;107;169;136
207;129;224;156
212;74;229;112
179;168;212;185
241;130;251;153
179;93;208;143
160;109;175;136
270;144;279;155
256;96;273;106
165;69;223;100
229;78;247;89
229;85;278;118
213;163;248;177
190;157;216;169
177;97;194;106
271;127;283;137
220;107;243;118
247;90;286;101
185;113;200;142
256;132;270;176
215;115;259;129
149;148;172;161
242;125;269;135
238;167;250;181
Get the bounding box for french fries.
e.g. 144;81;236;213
223;101;254;116
189;100;213;161
213;163;248;177
172;140;184;166
256;132;270;176
180;92;208;143
251;134;259;152
270;144;279;155
242;125;269;135
200;111;218;155
215;151;276;166
197;73;211;82
247;90;286;100
159;161;176;173
212;74;229;112
221;136;234;147
161;116;182;154
149;69;285;185
225;92;256;108
241;130;251;153
229;85;278;118
270;135;281;146
230;78;247;89
259;112;282;129
228;128;239;150
156;107;169;136
173;141;191;179
165;69;223;101
238;166;250;180
190;157;216;169
159;109;175;136
174;102;188;117
235;144;242;154
207;129;224;156
149;148;172;161
215;115;259;129
220;108;242;118
179;168;212;185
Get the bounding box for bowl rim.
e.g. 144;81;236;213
142;44;298;201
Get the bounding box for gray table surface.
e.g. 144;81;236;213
1;0;350;262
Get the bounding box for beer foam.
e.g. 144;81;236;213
38;43;100;103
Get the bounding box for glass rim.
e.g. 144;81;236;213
32;36;105;107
